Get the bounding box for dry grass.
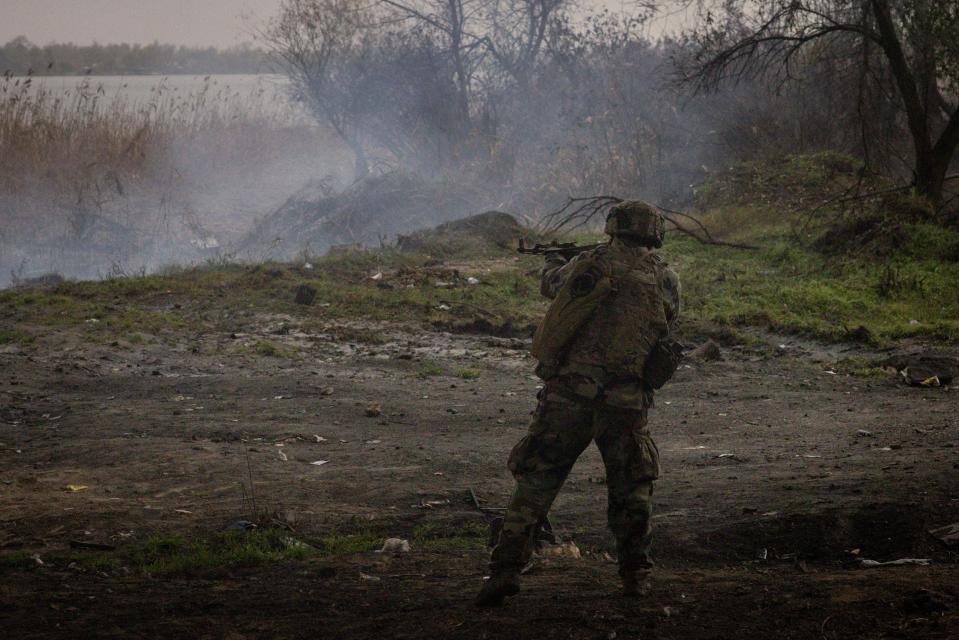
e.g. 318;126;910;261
0;73;345;284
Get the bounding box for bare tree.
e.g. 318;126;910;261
679;0;959;208
263;0;375;178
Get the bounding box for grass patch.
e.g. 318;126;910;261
417;361;446;378
664;235;959;343
130;529;315;577
453;368;480;380
252;340;298;360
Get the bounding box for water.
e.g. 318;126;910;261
12;73;301;119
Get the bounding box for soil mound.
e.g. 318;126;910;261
396;210;523;257
241;172;492;259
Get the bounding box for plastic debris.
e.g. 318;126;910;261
310;460;329;466
303;263;314;270
277;450;288;462
859;557;931;567
467;277;480;285
313;435;327;443
64;485;89;492
377;538;411;554
359;572;381;582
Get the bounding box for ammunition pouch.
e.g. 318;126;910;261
641;337;683;389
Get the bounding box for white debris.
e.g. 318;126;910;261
310;460;329;466
467;277;480;285
859;558;931;567
377;538;411;554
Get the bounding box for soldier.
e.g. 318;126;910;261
476;200;681;607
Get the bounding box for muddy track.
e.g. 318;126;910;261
1;322;957;639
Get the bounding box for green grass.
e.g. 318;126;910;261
131;529;315;577
417;361;446;378
663;234;959;343
453;368;480;380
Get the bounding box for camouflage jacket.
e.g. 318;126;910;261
537;239;681;409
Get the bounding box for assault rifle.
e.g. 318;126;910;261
517;238;603;261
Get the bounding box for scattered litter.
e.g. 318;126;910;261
415;499;451;509
64;485;89;492
365;439;382;445
856;430;874;438
467;277;480;285
370;272;383;281
433;471;444;476
929;522;959;546
85;318;99;324
313;435;327;443
918;375;941;387
174;509;193;515
824;369;837;375
277;450;288;462
859;558;931;567
437;304;452;311
359;572;381;582
716;453;736;458
435;281;455;289
310;460;329;466
909;319;920;326
799;454;822;458
682;446;707;450
536;541;581;559
377;538;411;554
365;403;382;418
303;262;314;270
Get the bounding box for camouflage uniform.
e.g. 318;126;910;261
481;202;680;604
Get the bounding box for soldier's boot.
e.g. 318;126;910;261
621;570;652;598
474;571;521;607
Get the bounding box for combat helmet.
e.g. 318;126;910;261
604;200;665;247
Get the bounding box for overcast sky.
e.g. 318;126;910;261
0;0;688;48
0;0;284;48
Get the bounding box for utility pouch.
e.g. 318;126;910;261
641;337;683;389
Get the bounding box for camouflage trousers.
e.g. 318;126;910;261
490;383;660;576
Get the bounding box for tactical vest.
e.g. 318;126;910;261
562;244;669;380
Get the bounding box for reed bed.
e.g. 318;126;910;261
0;73;342;284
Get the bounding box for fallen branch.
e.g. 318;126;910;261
542;196;758;249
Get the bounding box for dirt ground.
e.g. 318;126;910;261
1;316;958;639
